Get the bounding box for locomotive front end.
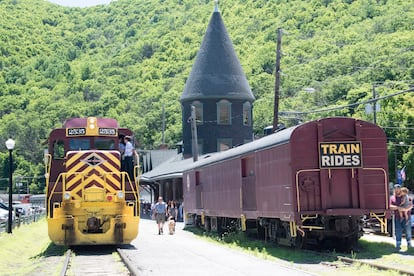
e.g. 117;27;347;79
45;117;140;245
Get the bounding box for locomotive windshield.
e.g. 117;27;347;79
95;138;115;150
69;137;116;151
69;138;90;150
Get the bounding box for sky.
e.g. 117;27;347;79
47;0;116;8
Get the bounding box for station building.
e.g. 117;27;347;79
140;2;255;206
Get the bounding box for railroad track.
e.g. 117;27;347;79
312;248;414;276
336;256;414;276
61;245;137;276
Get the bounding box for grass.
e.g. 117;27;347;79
185;227;414;276
0;218;67;276
0;220;411;275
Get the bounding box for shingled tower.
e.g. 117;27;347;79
180;2;255;158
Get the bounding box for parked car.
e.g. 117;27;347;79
0;201;9;211
0;208;8;223
14;206;25;217
0;208;15;224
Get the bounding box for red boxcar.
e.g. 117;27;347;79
183;117;389;248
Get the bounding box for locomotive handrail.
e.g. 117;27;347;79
102;171;139;200
134;165;140;186
49;172;86;198
63;172;85;195
47;172;67;218
118;171;140;216
101;171;124;191
133;151;140;186
119;172;138;197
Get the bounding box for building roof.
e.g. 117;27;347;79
141;149;177;172
180;8;255;102
140;153;191;182
139;125;297;183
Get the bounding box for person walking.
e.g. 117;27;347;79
154;197;167;235
168;201;178;222
389;184;413;251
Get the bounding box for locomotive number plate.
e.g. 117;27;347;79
98;128;117;136
67;128;86;136
319;142;362;168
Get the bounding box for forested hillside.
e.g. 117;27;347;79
0;0;413;192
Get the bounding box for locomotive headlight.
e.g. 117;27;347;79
117;191;124;199
63;192;71;201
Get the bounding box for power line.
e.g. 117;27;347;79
0;176;45;181
383;126;414;131
282;87;414;116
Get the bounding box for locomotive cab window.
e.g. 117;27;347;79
95;138;115;150
69;138;90;151
53;140;65;160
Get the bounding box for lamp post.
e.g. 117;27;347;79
5;138;15;234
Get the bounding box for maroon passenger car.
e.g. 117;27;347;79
183;117;389;248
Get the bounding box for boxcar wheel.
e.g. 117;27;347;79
294;234;307;249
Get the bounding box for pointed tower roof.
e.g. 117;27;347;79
180;4;255;102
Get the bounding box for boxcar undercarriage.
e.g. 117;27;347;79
187;213;369;251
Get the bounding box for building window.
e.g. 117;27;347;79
217;100;231;125
217;138;232;152
192;101;203;124
243;102;252;126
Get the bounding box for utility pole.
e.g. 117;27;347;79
372;84;377;124
162;104;165;144
273;28;282;132
189;106;199;162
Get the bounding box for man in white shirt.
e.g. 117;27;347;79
124;136;135;179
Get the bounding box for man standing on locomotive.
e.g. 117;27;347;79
119;135;126;171
123;136;135;179
389;184;413;251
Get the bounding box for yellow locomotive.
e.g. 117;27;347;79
44;117;140;245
